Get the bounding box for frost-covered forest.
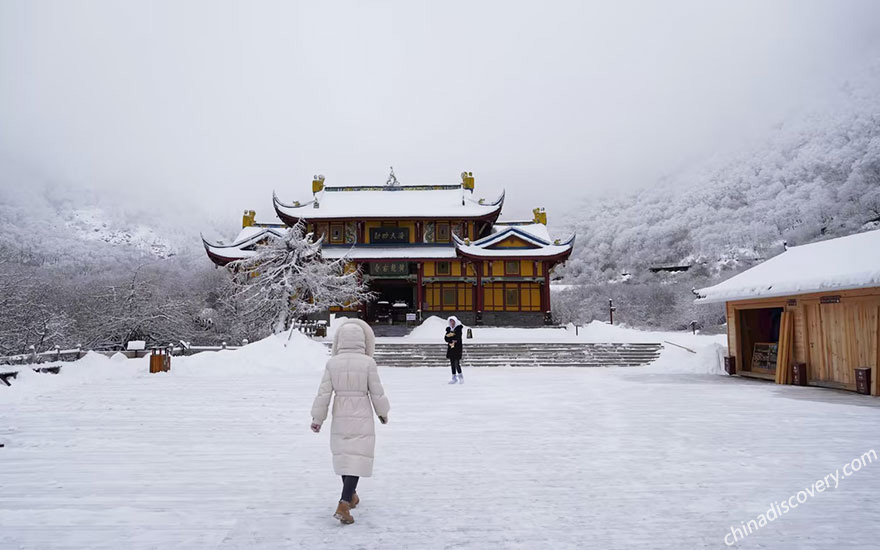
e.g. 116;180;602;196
553;72;880;329
2;71;879;352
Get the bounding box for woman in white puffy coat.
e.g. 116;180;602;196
310;318;390;525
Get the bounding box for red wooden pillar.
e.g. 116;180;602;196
356;222;365;244
416;262;424;318
475;261;484;312
415;221;423;243
541;261;551;313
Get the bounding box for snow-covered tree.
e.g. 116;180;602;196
220;221;371;334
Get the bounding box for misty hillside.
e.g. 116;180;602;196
0;160;212;268
558;76;880;283
551;71;880;328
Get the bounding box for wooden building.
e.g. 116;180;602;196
202;171;575;326
696;230;880;396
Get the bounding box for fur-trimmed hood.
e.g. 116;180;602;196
331;318;376;357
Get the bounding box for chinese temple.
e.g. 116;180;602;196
202;170;575;326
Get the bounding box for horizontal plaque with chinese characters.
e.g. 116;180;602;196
370;227;409;244
370;262;410;276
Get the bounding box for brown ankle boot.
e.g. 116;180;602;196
350;492;359;509
334;500;354;524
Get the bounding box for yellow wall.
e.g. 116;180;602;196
485;260;541;277
493;235;533;248
483;282;542;312
424;282;474;311
423;261;475;277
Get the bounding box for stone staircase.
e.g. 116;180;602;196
371;342;664;368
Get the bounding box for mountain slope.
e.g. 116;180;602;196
558;71;880;285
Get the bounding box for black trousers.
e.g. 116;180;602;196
341;475;359;503
450;358;462;375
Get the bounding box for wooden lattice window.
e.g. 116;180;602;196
442;288;457;307
505;261;520;275
436;222;450;242
436;261;451;276
505;288;519;308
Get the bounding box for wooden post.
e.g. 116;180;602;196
476;261;484;312
417;262;424;312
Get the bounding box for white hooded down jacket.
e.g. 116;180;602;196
311;319;390;477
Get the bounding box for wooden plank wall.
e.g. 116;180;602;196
727;288;880;395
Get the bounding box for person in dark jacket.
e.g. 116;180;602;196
444;316;464;384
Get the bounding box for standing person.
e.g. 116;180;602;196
310;318;390;525
445;315;464;384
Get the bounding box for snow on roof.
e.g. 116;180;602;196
232;225;285;243
274;187;504;220
321;245;458;260
453;226;575;260
490;222;553;244
696;229;880;303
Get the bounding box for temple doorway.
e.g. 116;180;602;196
367;280;417;324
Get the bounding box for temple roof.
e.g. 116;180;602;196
453;225;575;261
201;225;287;266
274;185;504;223
203;220;574;266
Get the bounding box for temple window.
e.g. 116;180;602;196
505;260;520;275
330;223;344;244
436;261;451;276
505;288;520;308
436;222;450;242
442;287;457;307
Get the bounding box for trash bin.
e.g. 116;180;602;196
791;363;807;386
149;348;171;373
855;367;871;395
724;356;736;375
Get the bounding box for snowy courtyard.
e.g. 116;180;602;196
2;331;879;550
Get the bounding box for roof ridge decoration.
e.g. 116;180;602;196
385;166;400;187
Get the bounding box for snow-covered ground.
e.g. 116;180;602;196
2;330;879;549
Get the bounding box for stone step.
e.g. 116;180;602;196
365;342;664;368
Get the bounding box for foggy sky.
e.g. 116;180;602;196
2;0;880;227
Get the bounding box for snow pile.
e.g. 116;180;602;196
697;229;880;303
170;331;328;378
0;332;329;404
0;352;142;405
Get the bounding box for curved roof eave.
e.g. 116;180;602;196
455;246;574;263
